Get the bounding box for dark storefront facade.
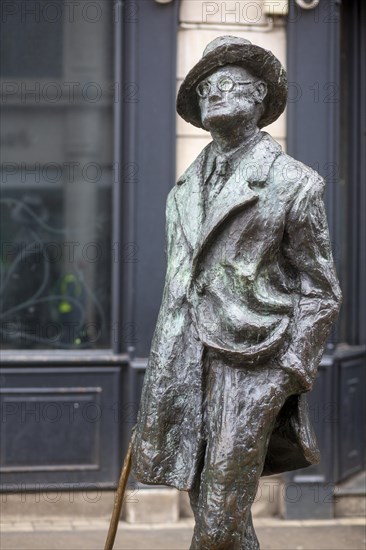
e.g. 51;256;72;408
1;0;179;490
284;0;366;518
1;0;365;518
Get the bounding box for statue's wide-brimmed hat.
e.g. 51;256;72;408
177;36;288;129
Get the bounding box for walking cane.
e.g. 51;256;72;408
104;436;134;550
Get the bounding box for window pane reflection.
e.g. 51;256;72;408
0;1;114;349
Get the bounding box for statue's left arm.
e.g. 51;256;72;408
279;174;342;390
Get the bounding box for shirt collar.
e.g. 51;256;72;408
212;130;264;170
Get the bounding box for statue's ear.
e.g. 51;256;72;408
254;81;268;104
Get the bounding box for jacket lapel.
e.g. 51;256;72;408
175;133;282;257
195;165;259;255
174;143;213;250
193;133;282;262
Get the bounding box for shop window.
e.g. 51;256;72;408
0;0;114;349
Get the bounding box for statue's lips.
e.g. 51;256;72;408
202;101;228;111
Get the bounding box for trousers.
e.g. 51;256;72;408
188;348;297;550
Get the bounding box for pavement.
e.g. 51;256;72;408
1;517;365;550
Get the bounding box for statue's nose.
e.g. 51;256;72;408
207;88;222;102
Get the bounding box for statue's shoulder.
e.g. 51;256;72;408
271;150;325;197
176;141;213;187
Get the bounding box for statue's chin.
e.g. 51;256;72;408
202;112;236;132
201;104;258;132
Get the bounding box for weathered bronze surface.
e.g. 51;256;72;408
132;36;342;549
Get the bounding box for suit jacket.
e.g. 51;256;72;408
132;132;342;490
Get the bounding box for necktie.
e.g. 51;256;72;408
207;155;231;205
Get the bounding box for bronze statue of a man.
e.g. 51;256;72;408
132;36;341;549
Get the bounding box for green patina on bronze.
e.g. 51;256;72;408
132;36;341;549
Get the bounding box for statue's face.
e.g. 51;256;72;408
197;65;267;132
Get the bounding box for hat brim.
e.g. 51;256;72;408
177;42;287;129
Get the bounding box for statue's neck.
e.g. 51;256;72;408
210;125;260;155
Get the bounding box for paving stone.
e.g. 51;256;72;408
1;520;365;550
125;489;179;524
5;522;33;532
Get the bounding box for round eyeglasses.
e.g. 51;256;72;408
196;76;259;98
